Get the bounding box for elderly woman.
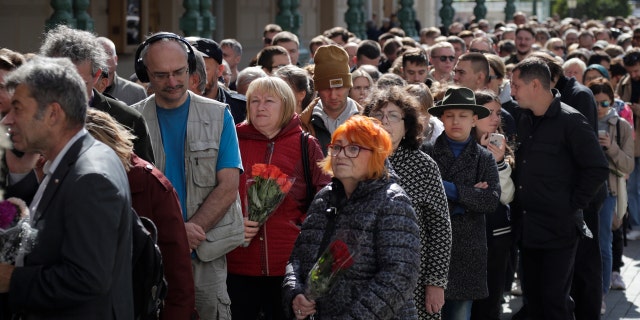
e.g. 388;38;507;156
424;87;500;320
588;78;634;313
366;86;451;319
84;109;197;320
283;115;421;319
563;57;587;84
226;77;330;319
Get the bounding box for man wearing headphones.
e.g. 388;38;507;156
131;32;244;320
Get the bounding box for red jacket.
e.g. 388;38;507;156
227;115;330;276
128;154;197;320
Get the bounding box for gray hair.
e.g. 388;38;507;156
236;66;268;95
6;56;87;126
191;51;207;94
40;25;108;77
220;38;243;56
96;37;117;58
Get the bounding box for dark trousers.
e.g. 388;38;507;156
521;242;578;320
472;234;512;320
571;193;604;320
227;274;286;320
612;227;624;272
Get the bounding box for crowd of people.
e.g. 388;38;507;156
0;8;639;320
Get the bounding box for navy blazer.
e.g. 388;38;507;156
9;134;134;319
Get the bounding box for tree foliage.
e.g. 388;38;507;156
552;0;631;20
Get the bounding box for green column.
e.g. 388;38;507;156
398;0;417;37
504;0;516;21
345;0;365;40
200;0;215;38
439;0;455;32
473;0;487;20
276;0;294;32
180;0;203;37
73;0;94;31
291;0;302;35
532;0;538;16
46;0;76;31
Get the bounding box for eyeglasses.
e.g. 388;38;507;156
469;48;490;54
148;66;189;81
370;111;404;123
327;144;372;158
598;100;611;108
432;55;456;62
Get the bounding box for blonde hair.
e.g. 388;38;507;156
85;109;134;171
245;77;296;129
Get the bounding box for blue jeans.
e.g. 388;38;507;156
599;194;615;295
442;299;472;320
627;158;640;227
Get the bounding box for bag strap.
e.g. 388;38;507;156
300;132;314;204
315;180;348;260
616;118;621;146
316;208;338;260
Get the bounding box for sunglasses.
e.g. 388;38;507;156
553;46;566;50
597;100;611;108
264;38;272;45
432;55;456;62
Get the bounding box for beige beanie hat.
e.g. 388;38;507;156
313;45;353;90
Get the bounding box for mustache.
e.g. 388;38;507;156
162;84;184;91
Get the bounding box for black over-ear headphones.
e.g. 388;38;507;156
134;32;197;83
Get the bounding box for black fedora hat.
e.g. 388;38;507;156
428;87;490;119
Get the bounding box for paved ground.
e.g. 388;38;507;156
499;237;640;319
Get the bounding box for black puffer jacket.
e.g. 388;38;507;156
283;176;421;319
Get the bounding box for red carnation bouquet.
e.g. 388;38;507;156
305;239;356;300
245;163;295;226
0;197;37;265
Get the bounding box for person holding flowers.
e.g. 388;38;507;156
283;115;421;319
226;76;330;320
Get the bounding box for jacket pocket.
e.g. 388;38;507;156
189;140;219;187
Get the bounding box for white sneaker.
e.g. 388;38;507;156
611;271;626;290
601;299;606;315
626;230;640;240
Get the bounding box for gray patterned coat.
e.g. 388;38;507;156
426;134;500;300
283;176;421;319
389;146;451;319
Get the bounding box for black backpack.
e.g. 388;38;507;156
131;210;168;320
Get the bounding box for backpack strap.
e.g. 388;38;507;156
301;132;314;204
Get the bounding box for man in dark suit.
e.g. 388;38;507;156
0;56;133;318
40;25;155;164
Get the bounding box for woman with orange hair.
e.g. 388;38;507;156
283;115;421;319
